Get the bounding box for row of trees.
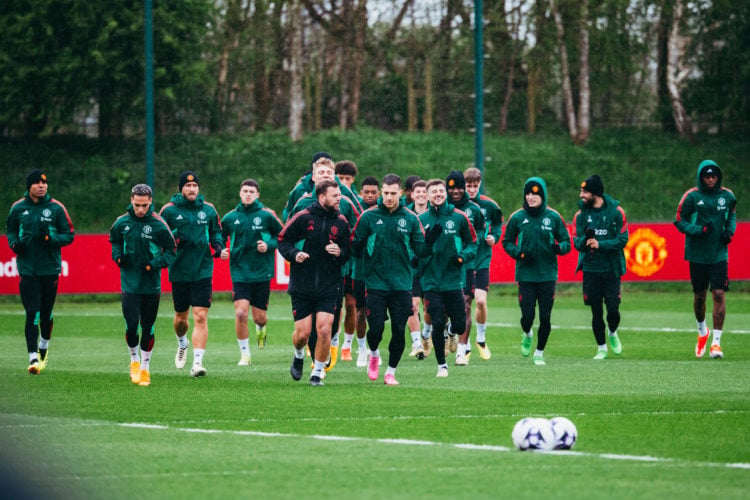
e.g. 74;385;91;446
1;0;748;143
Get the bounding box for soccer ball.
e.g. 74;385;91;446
550;416;578;450
511;417;555;451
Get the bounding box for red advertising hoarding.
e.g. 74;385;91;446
0;222;747;295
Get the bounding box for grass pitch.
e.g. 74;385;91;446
1;287;748;499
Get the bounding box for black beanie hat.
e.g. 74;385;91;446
26;169;47;189
179;171;200;191
311;151;332;167
581;174;604;197
445;170;466;190
524;180;545;201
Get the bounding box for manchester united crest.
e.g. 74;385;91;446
625;227;667;277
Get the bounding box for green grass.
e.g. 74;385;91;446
1;288;749;499
2;129;748;232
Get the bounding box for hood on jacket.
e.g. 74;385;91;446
697;160;723;191
170;193;205;206
523;177;548;211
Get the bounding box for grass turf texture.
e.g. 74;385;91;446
1;287;748;499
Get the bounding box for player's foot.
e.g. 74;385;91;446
129;361;141;384
341;347;352;361
422;337;433;358
309;375;324;386
455;354;468;366
533;354;546;366
447;334;458;353
436;365;448;378
28;359;40;375
521;335;532;357
709;344;723;359
384;374;399;386
256;325;267;349
39;349;48;369
138;370;151;386
324;346;338;372
356;349;368;367
368;355;380;381
175;345;188;369
237;354;251;366
190;364;207;377
476;342;491;360
290;356;304;381
593;350;608;360
409;343;424;358
695;333;709;358
609;333;623;355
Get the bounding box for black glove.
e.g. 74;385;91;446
701;224;714;236
176;237;191;250
410;256;420;269
424;223;442;245
11;241;24;254
552;243;562;255
584;227;596;240
451;255;464;267
116;255;129;268
519;252;534;265
720;230;732;245
211;242;224;258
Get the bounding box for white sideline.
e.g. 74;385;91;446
119;421;750;470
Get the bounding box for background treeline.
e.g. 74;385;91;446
1;0;748;141
1;129;747;232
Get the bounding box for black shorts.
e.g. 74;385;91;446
291;292;339;321
474;268;490;292
343;275;355;295
232;281;271;310
464;269;476;298
582;271;621;306
690;261;729;293
172;277;212;312
353;279;366;309
411;275;422;298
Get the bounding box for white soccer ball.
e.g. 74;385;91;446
550;416;578;450
511;417;555;451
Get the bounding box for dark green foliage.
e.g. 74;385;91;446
1;129;747;232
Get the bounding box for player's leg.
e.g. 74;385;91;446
604;274;623;355
171;281;191;368
474;268;491;359
445;289;467;366
37;275;58;365
122;292;142;383
19;276;42;372
250;281;271;350
233;289;251;363
365;289;387;379
518;281;537;357
533;281;556;365
137;293;160;385
189;277;212;375
290;294;313;381
708;261;729;358
457;269;475;362
384;291;412;384
689;262;710;357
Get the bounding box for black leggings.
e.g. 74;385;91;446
518;281;556;351
122;292;161;351
19;275;58;353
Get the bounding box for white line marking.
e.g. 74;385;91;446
117;422;750;470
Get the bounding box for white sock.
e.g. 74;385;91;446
331;332;339;347
140;349;152;371
129;346;139;362
598;344;607;352
712;329;722;345
476;323;487;343
343;333;354;348
357;337;366;349
534;349;544;357
422;324;433;339
697;320;708;337
410;331;421;343
193;348;205;366
370;348;380;358
29;352;38;362
294;347;305;359
39;338;49;350
386;366;396;377
457;343;467;356
524;328;533;338
177;334;189;349
238;338;250;356
608;329;618;337
312;360;325;378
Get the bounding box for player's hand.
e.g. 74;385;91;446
701;224;714;236
424;223;442;245
211;242;224;258
451;255;464;267
551;243;562;255
325;240;340;257
220;248;230;261
410;256;420;269
720;230;732;245
116;255;129;268
256;240;268;253
295;251;310;263
11;241;24;254
485;234;496;246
